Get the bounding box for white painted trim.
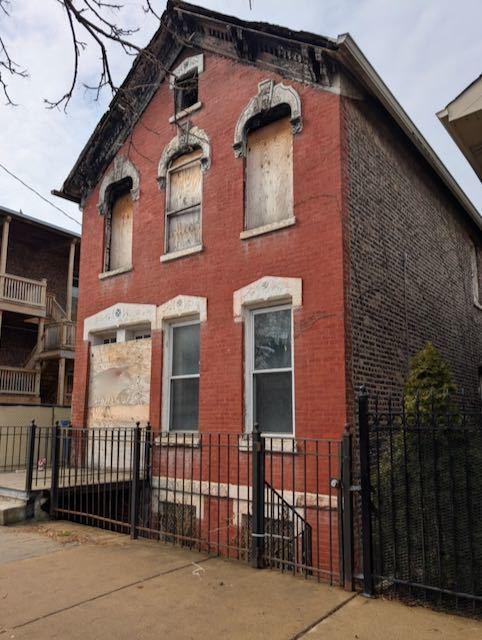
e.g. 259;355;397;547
83;302;157;340
160;244;203;263
240;217;296;240
98;264;132;280
169;101;202;123
233;276;302;323
169;54;204;89
157;294;207;325
157;126;211;189
98;156;140;216
233;79;302;158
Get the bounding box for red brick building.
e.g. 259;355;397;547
54;2;482;575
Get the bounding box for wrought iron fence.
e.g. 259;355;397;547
358;392;482;615
45;426;345;584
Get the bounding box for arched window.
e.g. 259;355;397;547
165;149;202;255
98;156;139;276
245;110;293;232
234;80;302;238
104;177;133;273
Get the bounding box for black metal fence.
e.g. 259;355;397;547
358;392;482;615
41;425;344;585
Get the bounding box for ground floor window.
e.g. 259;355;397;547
247;306;293;434
168;321;200;431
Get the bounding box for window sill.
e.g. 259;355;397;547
155;432;200;447
240;216;296;240
238;433;297;453
169;101;202;123
98;265;132;280
160;245;203;263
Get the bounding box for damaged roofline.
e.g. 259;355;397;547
336;33;482;230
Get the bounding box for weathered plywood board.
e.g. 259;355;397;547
245;117;293;230
110;192;133;271
87;339;151;429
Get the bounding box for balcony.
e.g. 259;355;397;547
0;365;40;400
42;320;76;356
0;273;47;317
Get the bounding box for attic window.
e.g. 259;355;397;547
174;70;198;114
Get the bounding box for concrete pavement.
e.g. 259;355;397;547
0;522;480;639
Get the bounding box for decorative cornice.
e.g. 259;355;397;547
98;156;140;216
157;294;207;325
83;303;157;340
157;125;211;189
233;276;302;322
169;53;204;89
233;79;302;158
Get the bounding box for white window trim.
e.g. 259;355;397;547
240;216;296;241
163;152;203;257
84;303;157;342
162;318;201;434
244;304;295;438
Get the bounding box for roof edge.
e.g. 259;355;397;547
336;34;482;230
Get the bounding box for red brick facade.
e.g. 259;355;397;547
72;51;349;440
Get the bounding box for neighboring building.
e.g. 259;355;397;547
438;75;482;180
0;206;79;406
56;2;482;440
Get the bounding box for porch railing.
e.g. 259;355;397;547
0;365;40;396
43;320;76;351
0;273;47;309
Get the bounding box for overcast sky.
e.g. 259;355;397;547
0;0;481;234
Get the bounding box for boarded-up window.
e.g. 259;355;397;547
109;192;133;271
245;117;293;231
166;150;202;254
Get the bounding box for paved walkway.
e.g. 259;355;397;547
0;522;480;639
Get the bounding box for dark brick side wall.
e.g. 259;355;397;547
6;220;73;310
343;94;482;412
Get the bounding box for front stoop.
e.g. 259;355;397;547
0;497;27;525
0;491;49;525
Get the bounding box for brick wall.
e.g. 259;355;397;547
6;220;72;309
72;50;349;439
343;94;482;414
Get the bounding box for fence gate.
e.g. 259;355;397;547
44;425;347;586
358;391;482;615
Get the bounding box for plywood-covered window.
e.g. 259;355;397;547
104;178;133;273
245;116;293;232
165;149;202;255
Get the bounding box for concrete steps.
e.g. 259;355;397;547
0;496;27;525
0;490;49;525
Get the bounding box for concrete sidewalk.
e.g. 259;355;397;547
0;523;480;640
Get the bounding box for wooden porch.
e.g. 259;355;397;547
0;273;47;317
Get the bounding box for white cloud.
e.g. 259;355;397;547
0;0;481;234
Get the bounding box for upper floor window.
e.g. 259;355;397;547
106;179;133;272
245;115;293;233
97;156;139;277
233;80;302;240
174;70;198;114
165;149;202;255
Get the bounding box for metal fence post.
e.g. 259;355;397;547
341;431;354;591
25;420;36;494
251;423;265;569
49;422;60;518
130;422;141;540
359;388;374;597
